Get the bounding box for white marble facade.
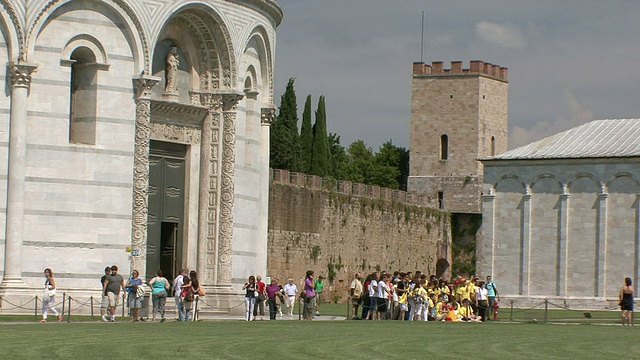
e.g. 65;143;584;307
479;119;640;307
0;0;280;312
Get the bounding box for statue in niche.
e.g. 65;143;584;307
165;46;180;95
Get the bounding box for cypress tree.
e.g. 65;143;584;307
270;78;301;171
299;95;313;173
310;95;330;177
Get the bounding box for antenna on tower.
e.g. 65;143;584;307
420;10;425;62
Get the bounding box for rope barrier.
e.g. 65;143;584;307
0;297;37;310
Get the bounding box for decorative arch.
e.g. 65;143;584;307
0;0;22;61
243;65;257;92
494;174;526;193
607;172;640;190
61;34;108;65
25;0;147;72
153;3;236;92
567;172;602;193
240;25;274;104
530;173;563;193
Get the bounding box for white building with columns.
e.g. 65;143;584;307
0;0;281;313
479;119;640;308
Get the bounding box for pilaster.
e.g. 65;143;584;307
520;189;532;296
131;76;160;279
596;191;608;297
1;63;37;290
557;192;569;297
480;191;496;277
217;93;243;284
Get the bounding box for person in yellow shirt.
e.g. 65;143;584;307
435;295;449;321
459;299;482;322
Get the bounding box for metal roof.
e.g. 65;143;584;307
486;119;640;160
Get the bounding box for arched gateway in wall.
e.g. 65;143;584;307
0;0;281;314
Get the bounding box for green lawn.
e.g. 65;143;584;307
2;319;640;359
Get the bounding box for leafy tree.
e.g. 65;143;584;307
270;78;301;171
299;95;313;173
327;133;349;180
375;140;410;190
345;140;375;184
310;96;330;177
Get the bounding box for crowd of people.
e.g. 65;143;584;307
97;266;205;322
37;266;634;324
349;271;500;323
243;270;324;321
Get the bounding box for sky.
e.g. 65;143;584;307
273;0;640;150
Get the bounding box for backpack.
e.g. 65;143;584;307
184;290;194;302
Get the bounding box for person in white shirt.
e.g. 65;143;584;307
283;278;298;316
367;273;378;320
173;269;187;321
476;281;489;322
375;273;390;320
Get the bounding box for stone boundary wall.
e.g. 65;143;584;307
271;169;437;208
267;173;452;304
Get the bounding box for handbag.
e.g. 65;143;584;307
44;287;56;298
198;286;206;297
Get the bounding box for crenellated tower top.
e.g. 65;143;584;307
412;60;508;82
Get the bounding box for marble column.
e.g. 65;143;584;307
1;63;37;289
557;190;569;297
480;188;496;277
596;187;608;298
258;107;275;276
217;93;243;285
520;187;532;296
131;76;160;279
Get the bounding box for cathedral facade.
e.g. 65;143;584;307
0;0;281;311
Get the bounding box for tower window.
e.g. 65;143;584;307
440;134;449;160
437;191;444;209
69;47;97;145
491;136;496;156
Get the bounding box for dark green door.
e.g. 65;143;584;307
146;141;187;283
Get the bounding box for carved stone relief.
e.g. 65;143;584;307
131;76;160;276
149;122;200;145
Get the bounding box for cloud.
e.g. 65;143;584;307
476;21;525;48
509;89;594;148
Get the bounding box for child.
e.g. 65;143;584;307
181;276;194;322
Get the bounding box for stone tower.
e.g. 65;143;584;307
408;60;509;213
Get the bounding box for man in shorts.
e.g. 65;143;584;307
103;265;124;322
100;266;111;322
350;272;363;319
283;278;297;316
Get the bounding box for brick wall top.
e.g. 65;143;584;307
413;60;508;82
270;169;433;207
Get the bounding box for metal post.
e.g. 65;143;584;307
34;295;38;319
90;296;94;317
346;298;350;319
194;297;199;321
510;300;513;321
544;299;548;324
67;296;71;323
121;293;125;318
61;293;66;317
